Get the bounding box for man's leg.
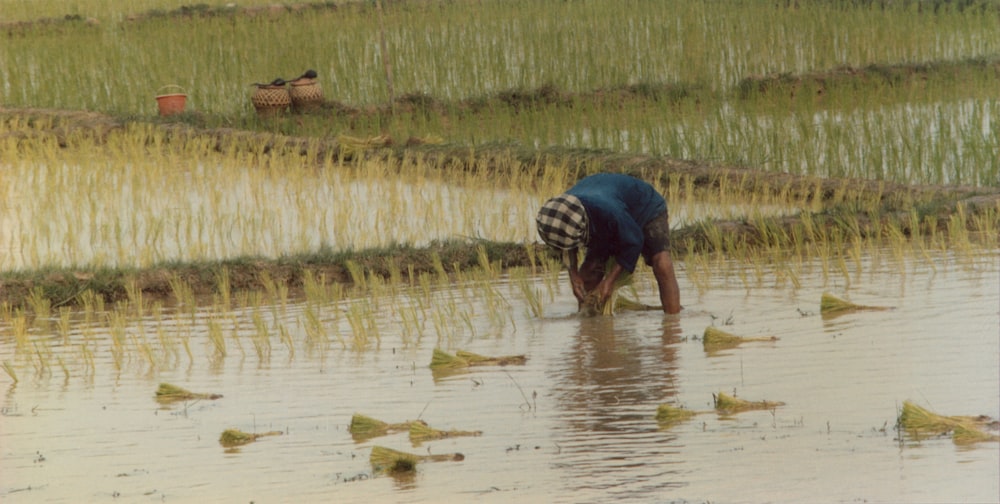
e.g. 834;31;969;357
649;250;681;314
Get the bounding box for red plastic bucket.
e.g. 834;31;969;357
155;85;187;116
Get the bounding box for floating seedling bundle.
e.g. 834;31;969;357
349;413;418;441
154;383;222;403
409;420;482;446
952;424;1000;445
713;391;784;415
369;445;464;474
456;349;527;366
702;326;778;353
897;400;998;444
218;428;283;448
429;348;527;370
655;404;699;428
430;348;472;370
820;292;891;315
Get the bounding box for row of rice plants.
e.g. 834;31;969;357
3;223;993;383
0;249;565;380
3;114;995;273
682;218;997;298
465;90;998;186
1;2;996;186
2;0;996;110
0;123;571;270
0;0;318;23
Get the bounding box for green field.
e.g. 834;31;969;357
0;0;998;308
2;0;998;185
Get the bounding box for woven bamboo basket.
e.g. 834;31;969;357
288;77;323;112
251;85;290;117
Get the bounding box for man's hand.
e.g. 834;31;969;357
591;261;625;308
568;269;587;303
593;278;615;307
566;248;588;304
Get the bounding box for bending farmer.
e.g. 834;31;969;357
535;173;681;314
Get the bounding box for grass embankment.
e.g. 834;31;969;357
0;231;537;309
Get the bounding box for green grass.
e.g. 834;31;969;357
4;0;998;109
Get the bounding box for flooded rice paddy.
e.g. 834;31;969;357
0;162;798;270
2;247;997;503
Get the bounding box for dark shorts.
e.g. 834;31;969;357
640;211;671;265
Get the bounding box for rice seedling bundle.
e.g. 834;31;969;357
218;428;283;448
581;293;662;316
408;420;482;445
369;445;464;475
713;391;784;415
613;296;662;312
348;413;416;441
455;350;527;366
336;134;392;159
430;348;470;369
820;292;891;315
655;404;698;427
430;348;527;369
952;424;1000;445
702;326;778;353
580;259;636;316
898;400;997;444
370;445;420;474
154;382;222;403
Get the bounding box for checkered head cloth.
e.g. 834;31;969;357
536;194;588;250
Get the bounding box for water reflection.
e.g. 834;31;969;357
547;314;687;498
554;315;683;424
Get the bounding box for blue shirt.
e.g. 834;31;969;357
566;173;667;272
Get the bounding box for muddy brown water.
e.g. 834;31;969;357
1;248;998;503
